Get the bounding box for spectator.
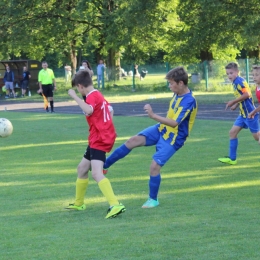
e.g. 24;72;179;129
81;60;94;77
140;68;148;80
120;67;127;77
38;61;57;113
64;64;72;83
3;65;15;98
97;59;105;88
21;66;31;97
134;64;141;79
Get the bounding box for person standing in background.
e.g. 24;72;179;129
97;59;105;88
80;60;94;102
38;61;57;113
21;66;31;97
81;60;94;78
3;65;16;98
64;64;72;83
134;64;141;79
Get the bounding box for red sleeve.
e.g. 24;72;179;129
255;87;260;103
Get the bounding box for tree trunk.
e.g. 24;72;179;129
70;41;77;75
247;45;260;59
106;49;120;81
200;50;213;61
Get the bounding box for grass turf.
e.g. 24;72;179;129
0;111;260;260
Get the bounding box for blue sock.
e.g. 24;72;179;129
229;138;238;160
104;144;131;169
149;174;161;200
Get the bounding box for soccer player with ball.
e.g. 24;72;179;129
103;66;198;208
66;70;125;219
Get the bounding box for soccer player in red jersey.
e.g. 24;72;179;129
66;70;125;219
252;65;260;104
249;65;260;118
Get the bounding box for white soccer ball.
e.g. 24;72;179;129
0;118;13;138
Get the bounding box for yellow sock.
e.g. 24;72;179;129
75;178;89;206
98;178;119;206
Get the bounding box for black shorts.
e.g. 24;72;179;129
83;146;106;163
42;84;53;97
21;80;29;89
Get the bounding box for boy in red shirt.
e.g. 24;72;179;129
249;65;260;118
66;70;125;219
253;65;260;104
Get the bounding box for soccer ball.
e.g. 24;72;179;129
0;118;13;138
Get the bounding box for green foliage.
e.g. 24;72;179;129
0;0;260;70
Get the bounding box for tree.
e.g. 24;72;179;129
0;0;178;78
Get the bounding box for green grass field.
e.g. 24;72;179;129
1;111;260;260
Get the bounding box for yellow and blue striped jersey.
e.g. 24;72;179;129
233;76;256;118
158;90;197;149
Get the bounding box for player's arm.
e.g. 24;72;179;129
225;92;250;110
248;106;260;118
108;105;114;120
38;81;42;92
52;78;57;90
144;104;178;127
230;103;239;111
38;72;42;91
68;89;93;115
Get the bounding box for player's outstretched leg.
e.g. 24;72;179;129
103;144;131;174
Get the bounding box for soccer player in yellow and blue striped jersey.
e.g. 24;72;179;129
218;62;260;165
103;66;197;208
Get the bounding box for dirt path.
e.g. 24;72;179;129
0;100;237;121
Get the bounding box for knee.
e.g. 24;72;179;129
91;171;103;182
150;162;161;176
229;129;237;138
253;133;260;141
125;135;144;148
77;164;88;178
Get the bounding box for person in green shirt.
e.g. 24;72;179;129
38;61;57;113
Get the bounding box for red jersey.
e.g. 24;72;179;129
255;86;260;103
85;90;116;152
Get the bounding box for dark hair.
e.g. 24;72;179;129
72;70;93;87
252;65;260;70
82;60;92;70
225;62;239;70
166;66;188;85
